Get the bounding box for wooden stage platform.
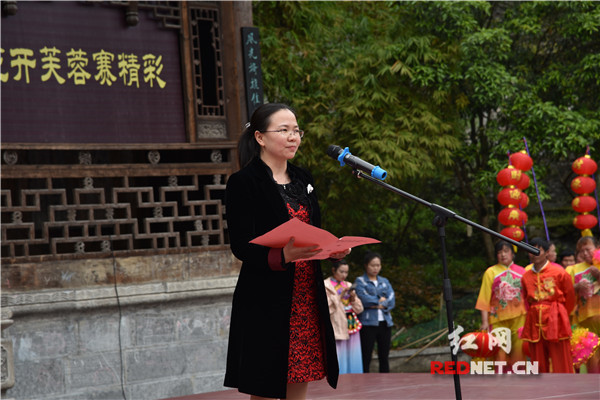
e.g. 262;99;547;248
165;373;600;400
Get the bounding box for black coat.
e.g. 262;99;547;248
223;157;338;398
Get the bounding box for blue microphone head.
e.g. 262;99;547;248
372;166;387;180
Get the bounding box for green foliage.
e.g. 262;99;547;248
253;1;600;329
386;263;440;327
392;292;481;349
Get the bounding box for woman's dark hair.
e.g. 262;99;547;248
494;240;514;255
331;259;349;271
363;251;382;267
238;103;297;168
559;249;574;260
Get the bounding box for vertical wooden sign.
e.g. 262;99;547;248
241;27;264;120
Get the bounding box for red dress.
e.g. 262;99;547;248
285;202;326;383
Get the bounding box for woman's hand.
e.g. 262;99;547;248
575;279;593;299
282;237;322;263
329;247;351;260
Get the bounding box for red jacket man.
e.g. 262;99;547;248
521;237;576;373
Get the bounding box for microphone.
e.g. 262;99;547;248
327;145;387;180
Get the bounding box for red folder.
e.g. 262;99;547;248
249;217;380;260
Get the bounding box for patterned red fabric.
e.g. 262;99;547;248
287;203;326;383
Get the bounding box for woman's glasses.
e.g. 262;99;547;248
261;128;304;138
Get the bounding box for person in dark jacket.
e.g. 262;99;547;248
224;103;348;400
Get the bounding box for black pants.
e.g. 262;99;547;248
360;321;392;373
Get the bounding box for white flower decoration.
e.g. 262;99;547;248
307;184;314;194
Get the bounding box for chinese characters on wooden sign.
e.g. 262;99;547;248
241;27;264;120
1;1;185;144
2;47;167;88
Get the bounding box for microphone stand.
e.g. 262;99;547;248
351;170;540;400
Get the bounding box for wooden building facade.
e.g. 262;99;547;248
1;2;254;398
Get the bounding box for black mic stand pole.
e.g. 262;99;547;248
351;170;540;400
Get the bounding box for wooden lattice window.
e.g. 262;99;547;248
1;147;232;263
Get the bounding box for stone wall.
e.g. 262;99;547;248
1;251;239;400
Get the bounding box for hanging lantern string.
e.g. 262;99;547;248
588;145;600;233
523;137;550;241
520;205;529;242
509;150;529;243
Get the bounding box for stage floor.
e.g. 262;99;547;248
165;373;600;400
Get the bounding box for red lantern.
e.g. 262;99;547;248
574;214;598;230
572;196;597;213
571;176;597;195
459;331;500;359
571;153;597;237
498;207;525;226
515;173;530;190
519;209;529;224
510;151;533;171
497;187;523;206
500;226;525;242
519;191;530;209
572;156;598;176
496;167;522;187
497;151;532;242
